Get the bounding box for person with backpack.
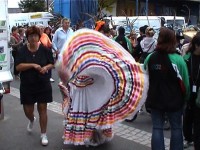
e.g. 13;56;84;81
144;27;190;150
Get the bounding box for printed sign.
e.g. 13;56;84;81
0;54;5;61
30;13;42;19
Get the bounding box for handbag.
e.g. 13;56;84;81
196;87;200;108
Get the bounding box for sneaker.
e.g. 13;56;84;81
41;134;48;146
50;78;54;82
138;109;144;114
125;113;138;122
163;120;170;130
27;117;36;132
183;141;193;148
15;75;20;80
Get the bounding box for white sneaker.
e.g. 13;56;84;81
27;117;36;132
15;75;20;80
50;78;54;82
41;134;48;146
184;141;193;148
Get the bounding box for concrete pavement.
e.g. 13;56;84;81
0;68;195;150
0;90;150;150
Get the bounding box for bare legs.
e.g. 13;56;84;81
37;103;47;134
23;104;35;122
23;103;48;133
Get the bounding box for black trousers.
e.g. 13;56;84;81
194;106;200;150
12;50;19;76
183;104;194;142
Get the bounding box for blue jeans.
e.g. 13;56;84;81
151;109;183;150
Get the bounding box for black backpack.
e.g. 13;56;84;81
146;51;184;111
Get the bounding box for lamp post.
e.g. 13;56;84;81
46;0;49;11
183;4;190;25
146;0;148;16
136;0;138;16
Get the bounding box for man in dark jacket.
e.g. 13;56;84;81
114;26;133;55
133;25;148;61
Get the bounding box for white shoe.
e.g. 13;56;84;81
50;78;54;82
183;141;193;148
41;134;48;146
15;75;20;80
27;117;36;132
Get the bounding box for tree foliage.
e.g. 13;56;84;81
98;0;117;12
18;0;46;12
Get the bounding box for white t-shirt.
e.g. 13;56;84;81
140;37;157;53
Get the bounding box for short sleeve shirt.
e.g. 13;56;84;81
15;44;54;94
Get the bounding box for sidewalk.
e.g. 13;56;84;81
0;94;150;150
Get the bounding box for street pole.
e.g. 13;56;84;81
136;0;138;16
0;83;4;120
183;4;190;25
46;0;49;12
146;0;148;16
146;0;150;26
0;95;4;120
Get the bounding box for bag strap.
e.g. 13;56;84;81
39;40;44;46
146;41;155;53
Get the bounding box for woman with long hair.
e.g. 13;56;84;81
144;27;190;150
183;33;200;149
44;26;52;42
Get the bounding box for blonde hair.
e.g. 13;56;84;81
145;27;155;37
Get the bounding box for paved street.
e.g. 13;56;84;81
0;69;194;150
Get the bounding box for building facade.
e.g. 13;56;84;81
102;0;200;25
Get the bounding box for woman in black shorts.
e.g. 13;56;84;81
15;25;54;146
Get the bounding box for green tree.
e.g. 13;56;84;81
18;0;46;12
98;0;117;13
